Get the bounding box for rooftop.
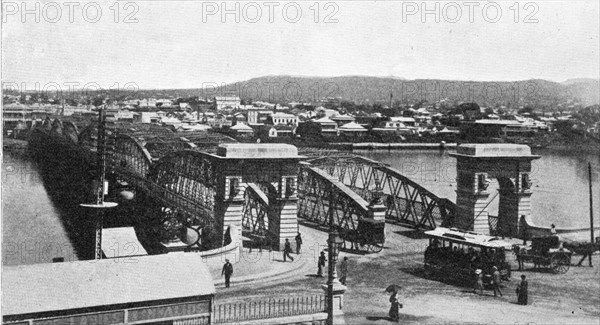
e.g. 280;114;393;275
2;254;215;316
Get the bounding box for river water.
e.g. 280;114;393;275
358;148;600;230
2;148;599;266
2;151;79;265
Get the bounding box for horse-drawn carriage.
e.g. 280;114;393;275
338;217;385;253
513;235;572;274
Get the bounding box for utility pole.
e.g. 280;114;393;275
80;105;117;260
589;162;594;266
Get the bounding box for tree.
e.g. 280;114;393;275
92;97;104;107
518;106;534;115
457;102;481;120
65;97;79;107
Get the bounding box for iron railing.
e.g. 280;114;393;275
213;295;326;324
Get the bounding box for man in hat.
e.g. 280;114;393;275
317;251;326;277
222;259;233;288
283;238;294;262
339;256;349;285
295;232;303;254
492;266;502;297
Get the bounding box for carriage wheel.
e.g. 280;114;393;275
551;253;571;274
370;242;383;253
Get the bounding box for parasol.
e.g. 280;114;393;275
385;284;402;293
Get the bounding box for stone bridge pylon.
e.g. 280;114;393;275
450;144;540;237
212;144;304;251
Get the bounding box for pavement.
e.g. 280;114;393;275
205;224;331;289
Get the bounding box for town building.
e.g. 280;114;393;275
271;112;298;126
214;96;241;110
330;114;355;126
247;110;273;125
312;117;338;136
267;125;295;138
338;121;367;137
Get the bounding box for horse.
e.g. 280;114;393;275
563;238;600;266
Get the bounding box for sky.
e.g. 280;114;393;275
2;0;599;90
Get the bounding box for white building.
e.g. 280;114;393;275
214;96;241;110
271;112;298;126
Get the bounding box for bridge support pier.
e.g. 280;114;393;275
217;176;246;245
214;144;304;250
368;200;386;222
455;190;490;234
268;196;299;251
450;144;540;237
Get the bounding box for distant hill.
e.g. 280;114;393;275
40;75;595;108
561;78;599;85
210;75;599;107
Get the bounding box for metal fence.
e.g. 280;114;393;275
213;295;326;324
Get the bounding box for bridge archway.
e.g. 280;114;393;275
450;144;540;236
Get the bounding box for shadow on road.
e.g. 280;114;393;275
305;274;323;278
393;229;428;240
366;313;432;323
399;266;472;288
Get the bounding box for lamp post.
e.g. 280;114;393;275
326;227;344;324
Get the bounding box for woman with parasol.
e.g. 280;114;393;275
386;285;402;321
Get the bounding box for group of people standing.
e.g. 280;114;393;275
316;251;349;286
472;267;529;305
283;232;304;262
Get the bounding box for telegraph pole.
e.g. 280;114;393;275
589;162;594;266
80;105;117;260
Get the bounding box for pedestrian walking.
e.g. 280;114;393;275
339;256;348;285
388;289;401;321
492;266;503;297
317;251;326;277
283;239;294;262
295;232;303;254
473;269;484;295
550;223;557;235
221;259;233;288
516;274;528;305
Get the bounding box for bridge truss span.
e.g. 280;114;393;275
242;183;270;234
308;156;456;229
298;164;371;232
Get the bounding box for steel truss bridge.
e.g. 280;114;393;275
28;117;457;252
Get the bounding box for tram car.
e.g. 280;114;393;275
338;217;385;253
423;227;513;287
512;235;572;274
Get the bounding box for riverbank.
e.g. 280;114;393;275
328;142;457;150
